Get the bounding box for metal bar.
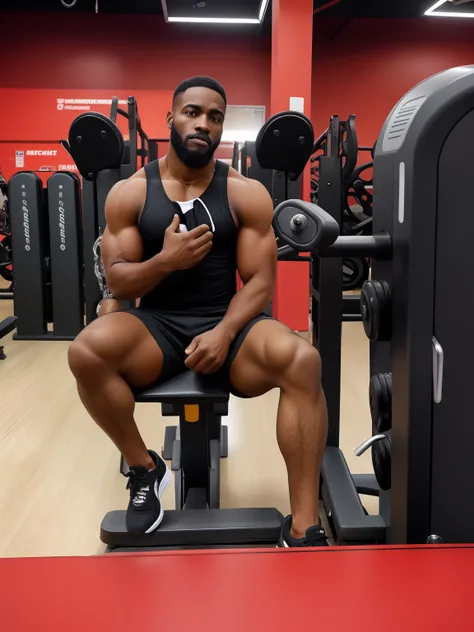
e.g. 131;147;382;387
318;234;392;259
313;155;343;447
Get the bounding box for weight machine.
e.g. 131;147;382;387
272;65;474;544
311;115;372;291
8;170;84;341
64;96;157;322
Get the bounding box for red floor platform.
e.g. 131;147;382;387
1;545;473;631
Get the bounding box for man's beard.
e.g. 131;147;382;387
170;123;221;168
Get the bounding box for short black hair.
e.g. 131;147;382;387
173;76;227;108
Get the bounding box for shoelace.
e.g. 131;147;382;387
125;469;151;508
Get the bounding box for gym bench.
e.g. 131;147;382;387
100;370;284;551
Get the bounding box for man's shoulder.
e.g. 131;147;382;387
108;170;146;200
226;166;273;225
227;165;270;197
105;171;147;223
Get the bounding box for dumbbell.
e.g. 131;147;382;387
370;372;392;433
360;279;392;342
355;433;392;491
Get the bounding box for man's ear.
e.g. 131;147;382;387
166;111;173;130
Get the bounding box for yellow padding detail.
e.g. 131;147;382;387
184;404;200;423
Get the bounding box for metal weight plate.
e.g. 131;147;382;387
372;434;391;491
370;373;392;433
342;257;369;291
360;280;392;342
273;205;319;252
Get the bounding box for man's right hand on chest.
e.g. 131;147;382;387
160;214;213;272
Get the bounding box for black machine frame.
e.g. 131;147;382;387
308;116;386;544
276;66;474;545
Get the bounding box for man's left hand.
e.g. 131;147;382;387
185;326;233;374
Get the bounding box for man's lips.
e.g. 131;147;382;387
188;138;210;148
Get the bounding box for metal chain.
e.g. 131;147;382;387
93;235;115;314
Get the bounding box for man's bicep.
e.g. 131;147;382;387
235;179;276;283
101;182;144;272
237;224;277;284
101;224;143;271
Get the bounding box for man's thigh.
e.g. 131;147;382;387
228;318;309;398
72;310;177;390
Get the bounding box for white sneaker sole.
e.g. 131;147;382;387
145;465;172;534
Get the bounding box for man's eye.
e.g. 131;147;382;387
186;110;197;116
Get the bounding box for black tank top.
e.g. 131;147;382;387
138;159;238;314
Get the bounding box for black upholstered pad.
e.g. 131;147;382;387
135;370;230;404
0;316;17;339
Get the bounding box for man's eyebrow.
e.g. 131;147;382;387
182;103;201;111
182;103;225;118
209;108;225;118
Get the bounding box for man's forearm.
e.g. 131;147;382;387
218;277;273;341
107;253;172;301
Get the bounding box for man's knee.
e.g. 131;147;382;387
68;329;109;381
68;318;124;380
277;339;322;391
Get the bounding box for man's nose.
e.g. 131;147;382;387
195;115;211;134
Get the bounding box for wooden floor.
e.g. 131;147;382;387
0;293;375;558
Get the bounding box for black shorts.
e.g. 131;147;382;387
122;307;274;397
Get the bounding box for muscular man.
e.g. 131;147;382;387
68;76;328;547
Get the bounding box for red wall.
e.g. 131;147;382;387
312;18;474;148
0;11;271;182
0;12;270;105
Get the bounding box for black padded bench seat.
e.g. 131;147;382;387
135;370;230;405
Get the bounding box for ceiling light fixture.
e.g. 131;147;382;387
161;0;270;24
259;0;271;22
425;0;474;18
167;17;261;23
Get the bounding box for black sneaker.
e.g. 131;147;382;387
278;515;328;548
125;450;172;534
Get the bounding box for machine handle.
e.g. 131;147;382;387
273;199;392;259
354;434;387;457
273;199;340;252
432;336;444;404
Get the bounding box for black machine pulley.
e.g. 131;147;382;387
370;373;392;434
273;200;339;252
65;111;125;181
361;279;392;342
256;111;314;181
